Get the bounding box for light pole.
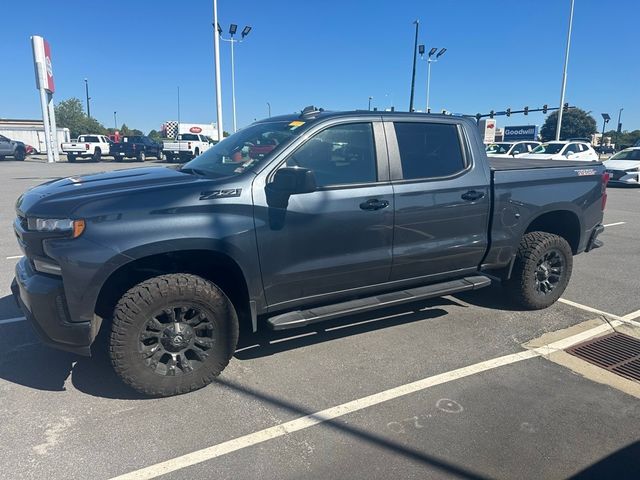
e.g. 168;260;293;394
419;45;446;112
600;113;610;159
616;107;623;149
385;93;394;111
267;102;271;117
409;20;420;112
555;0;575;141
368;96;373;111
212;0;223;142
84;78;91;119
218;23;252;133
113;111;117;130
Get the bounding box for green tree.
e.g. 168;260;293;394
540;108;597;141
55;97;107;138
605;129;640;148
55;98;87;138
148;129;162;142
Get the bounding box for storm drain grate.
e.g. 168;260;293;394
567;332;640;383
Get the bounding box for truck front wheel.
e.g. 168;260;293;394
506;232;573;310
109;274;239;396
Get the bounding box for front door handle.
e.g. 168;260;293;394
360;199;389;211
461;190;486;202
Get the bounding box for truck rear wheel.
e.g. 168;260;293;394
92;148;101;162
137;151;146;162
506;231;573;310
14;148;26;161
109;274;238;397
67;154;76;162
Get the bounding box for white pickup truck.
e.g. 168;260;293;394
163;133;212;162
61;134;111;162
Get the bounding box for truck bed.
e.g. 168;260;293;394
489;157;602;171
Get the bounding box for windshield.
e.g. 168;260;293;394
531;143;564;154
609;149;640;161
182;120;308;178
486;143;513;154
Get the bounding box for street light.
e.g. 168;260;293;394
267;102;271;118
555;0;575;141
600;113;610;159
212;0;223;142
419;46;446;112
368;96;373;111
114;111;117;130
84;78;91;119
616;107;624;149
218;22;252;132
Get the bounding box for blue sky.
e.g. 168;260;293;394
1;0;638;134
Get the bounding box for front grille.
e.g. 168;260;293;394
567;332;640;383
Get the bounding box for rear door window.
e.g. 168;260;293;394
393;122;466;180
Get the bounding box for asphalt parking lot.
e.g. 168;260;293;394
0;156;639;480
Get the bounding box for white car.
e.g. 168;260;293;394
521;141;598;162
603;147;640;186
485;141;541;158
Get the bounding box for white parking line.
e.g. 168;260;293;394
108;318;620;480
559;298;640;327
6;255;24;260
603;221;626;228
0;316;26;326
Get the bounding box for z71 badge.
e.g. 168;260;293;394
199;188;242;200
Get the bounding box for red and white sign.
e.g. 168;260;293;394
31;35;55;93
189;126;202;133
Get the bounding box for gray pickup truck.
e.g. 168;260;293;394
12;107;608;396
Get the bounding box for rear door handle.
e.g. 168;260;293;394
360;199;389;211
461;190;486;201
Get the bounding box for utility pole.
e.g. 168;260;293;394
113;111;117;130
213;0;223;141
555;0;575;140
84;78;91;119
267;102;271;117
409;20;419;112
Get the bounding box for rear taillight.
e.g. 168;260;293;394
601;172;610;211
85;143;90;150
188;142;192;149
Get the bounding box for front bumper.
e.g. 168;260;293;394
11;258;95;356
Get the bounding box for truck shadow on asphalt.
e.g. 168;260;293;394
0;297;463;400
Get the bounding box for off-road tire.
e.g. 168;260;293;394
506;231;573;310
109;274;239;397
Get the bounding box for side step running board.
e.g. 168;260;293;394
267;275;491;331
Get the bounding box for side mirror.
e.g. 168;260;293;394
265;167;316;208
511;150;520;156
565;151;575;158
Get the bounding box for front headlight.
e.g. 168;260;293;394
27;218;85;237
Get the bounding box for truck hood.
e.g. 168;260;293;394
16;166;207;216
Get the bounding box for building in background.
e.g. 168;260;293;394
161;122;219;141
0;119;70;153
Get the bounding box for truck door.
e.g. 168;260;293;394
253;120;394;309
384;118;491;282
